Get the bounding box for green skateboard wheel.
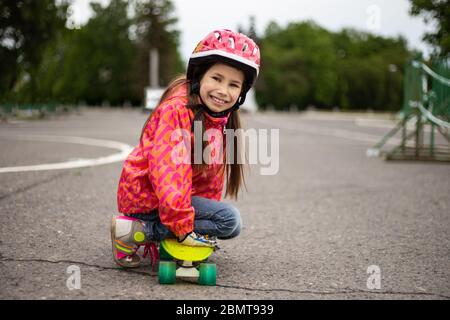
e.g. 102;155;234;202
198;263;216;286
158;261;176;284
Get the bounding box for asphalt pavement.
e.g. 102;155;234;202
0;108;449;300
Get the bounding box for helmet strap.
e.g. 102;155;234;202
190;80;200;95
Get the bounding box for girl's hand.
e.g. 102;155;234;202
177;231;217;248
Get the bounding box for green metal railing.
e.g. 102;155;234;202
368;58;450;161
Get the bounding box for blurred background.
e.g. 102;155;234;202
0;0;448;112
1;1;450;300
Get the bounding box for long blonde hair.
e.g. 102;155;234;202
140;74;246;200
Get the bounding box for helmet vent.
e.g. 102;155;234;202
228;37;235;49
214;32;222;41
242;43;248;52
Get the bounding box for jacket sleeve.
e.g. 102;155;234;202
145;102;194;236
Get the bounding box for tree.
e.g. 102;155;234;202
409;0;450;57
31;0;138;105
2;0;183;106
0;0;69;102
238;16;259;43
132;0;183;95
333;29;411;111
256;22;413;111
257;21;337;110
70;0;137;105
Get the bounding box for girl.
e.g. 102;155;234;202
111;29;260;268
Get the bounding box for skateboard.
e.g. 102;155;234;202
158;239;216;286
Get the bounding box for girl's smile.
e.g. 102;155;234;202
199;63;244;113
210;96;228;105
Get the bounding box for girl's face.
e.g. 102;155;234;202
199;63;245;113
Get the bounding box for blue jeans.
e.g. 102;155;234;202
128;196;242;242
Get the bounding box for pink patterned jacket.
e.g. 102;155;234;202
117;84;229;236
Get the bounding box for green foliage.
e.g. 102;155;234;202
409;0;450;58
333;30;410;111
1;0;182;106
0;0;69;102
31;0;137;105
256;21;413;111
1;1;430;110
132;0;184;97
257;21;337;110
64;0;137;105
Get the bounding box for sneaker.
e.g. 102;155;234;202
110;215;147;268
177;231;218;248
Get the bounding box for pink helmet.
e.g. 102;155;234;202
187;29;260;92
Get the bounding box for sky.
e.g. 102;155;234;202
69;0;435;63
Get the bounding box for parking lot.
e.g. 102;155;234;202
0;108;449;299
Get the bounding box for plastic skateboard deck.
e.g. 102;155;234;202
158;239;216;286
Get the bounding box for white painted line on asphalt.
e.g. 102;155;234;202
0;135;134;173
